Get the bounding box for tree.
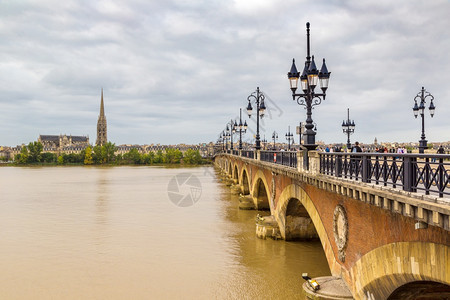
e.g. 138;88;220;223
183;149;203;164
27;141;43;163
142;152;154;165
42;152;57;163
16;146;29;164
123;148;142;164
164;148;183;164
84;146;93;165
154;150;164;164
93;145;103;164
57;155;64;165
103;142;116;163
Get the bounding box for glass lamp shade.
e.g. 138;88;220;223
318;58;330;92
419;101;425;115
259;101;266;117
429;101;435;117
307;56;319;90
247;102;253;117
350;121;355;130
288;59;300;91
244;120;248;130
300;62;309;92
413;102;419;118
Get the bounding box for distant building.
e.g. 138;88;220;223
96;89;107;146
38;134;89;153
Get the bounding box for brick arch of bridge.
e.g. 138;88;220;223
238;164;251;195
274;183;335;266
251;169;272;210
232;164;239;183
351;241;449;299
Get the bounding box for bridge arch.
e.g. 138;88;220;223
251;170;270;210
388;281;450;299
233;164;239;183
228;162;232;176
275;184;336;272
351;242;450;299
239;165;250;195
284;197;319;240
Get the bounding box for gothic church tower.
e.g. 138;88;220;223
96;89;107;146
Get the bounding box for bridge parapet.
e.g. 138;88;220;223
218;152;450;231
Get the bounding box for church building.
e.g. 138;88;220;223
96;89;107;146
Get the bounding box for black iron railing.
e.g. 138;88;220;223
320;152;450;198
260;151;297;168
241;150;255;159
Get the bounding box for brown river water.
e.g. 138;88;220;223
0;166;330;299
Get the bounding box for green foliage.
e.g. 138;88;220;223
42;152;57;163
142;152;154;164
92;145;103;164
13;141;207;167
84;146;93;165
123;148;142;164
61;153;83;164
183;149;203;164
427;143;434;149
27;141;43;163
163;148;183;164
16;146;29;164
154;150;164;164
103;142;116;163
92;142;116;164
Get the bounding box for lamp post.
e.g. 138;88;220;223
413;87;435;154
342;108;355;150
262;135;267;150
272;131;278;150
219;131;225;152
297;122;303;146
285;126;294;150
235;108;248;150
226;120;236;151
287;22;330;151
247;87;266;150
223;129;230;152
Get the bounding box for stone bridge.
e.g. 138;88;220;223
215;151;450;299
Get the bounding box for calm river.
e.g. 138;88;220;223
0;166;330;299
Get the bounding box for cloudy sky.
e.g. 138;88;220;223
1;0;449;147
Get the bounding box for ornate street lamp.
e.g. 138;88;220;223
285;126;294;150
342;108;355;150
413;87;435;153
226;120;236;151
219;131;225;151
262;135;268;150
247;87;266;150
288;22;330;151
272;131;278;150
297;122;303;146
234;108;248;150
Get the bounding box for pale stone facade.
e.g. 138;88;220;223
38;134;89;153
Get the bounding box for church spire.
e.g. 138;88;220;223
96;88;107;146
100;88;105;117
